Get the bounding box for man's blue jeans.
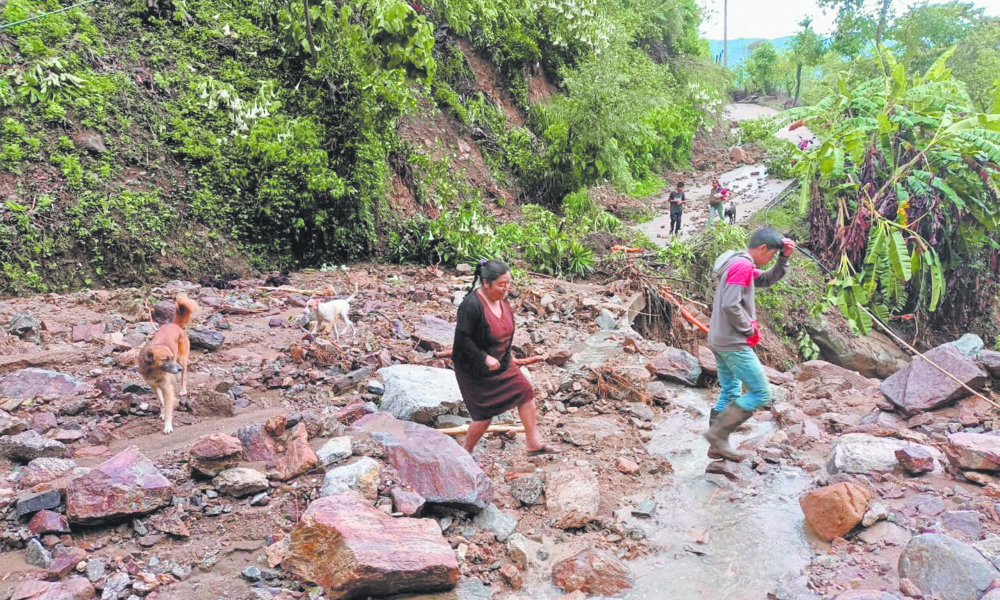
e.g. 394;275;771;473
712;348;771;412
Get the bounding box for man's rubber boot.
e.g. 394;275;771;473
704;403;753;462
709;408;721;426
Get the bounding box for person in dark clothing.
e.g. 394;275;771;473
453;260;559;456
668;182;686;235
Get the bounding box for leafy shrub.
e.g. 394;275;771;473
738;116;778;144
761;138;798;180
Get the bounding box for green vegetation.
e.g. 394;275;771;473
0;0;720;294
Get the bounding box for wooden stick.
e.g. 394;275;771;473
431;350;548;366
659;288;710;334
439;424;525;436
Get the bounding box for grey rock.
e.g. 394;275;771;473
188;327;225;351
241;566;262;581
317;436;353;466
8;312;40;341
632;498;658;518
862;502;889;527
473;503;518;542
212;468;268;497
937;510;983;540
803;313;909;379
974;535;1000;570
952;334;984;361
26;537;52;567
377;365;463;425
857;521;912;546
102;572;131;600
434;414;471;429
827;433;940;475
366;380;385;395
0;430;66;462
595;309;618;331
979;349;1000;378
881;343;987;414
510;476;544;506
320;457;381;500
86;559;106;582
412;314;455;351
898;533;999;600
16;490;63;518
646;347;702;387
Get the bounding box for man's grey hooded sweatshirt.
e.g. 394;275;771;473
707;250;790;352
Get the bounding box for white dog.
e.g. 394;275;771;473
303;284;358;341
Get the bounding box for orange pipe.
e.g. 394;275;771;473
659;289;710;334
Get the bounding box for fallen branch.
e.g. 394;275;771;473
259;284;337;295
218;304;266;315
438;424;525;436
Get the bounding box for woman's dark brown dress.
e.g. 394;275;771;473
453;290;534;422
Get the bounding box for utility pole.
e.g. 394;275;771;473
303;0;318;67
723;0;728;68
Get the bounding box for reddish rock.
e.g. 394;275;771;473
391;488;426;517
412;315;455;351
66;446;172;525
10;577;95;600
189;432;243;478
352;413;491;511
896;446;936;475
545;347;572;367
286;492;459;599
265;415;287;437
546;467;600;529
69;445;108;458
697;346;717;376
28;511;70;536
880;344;987;414
0;369;93;400
150;508;190;538
500;564;523;590
616;457;639;474
645;348;701;387
980;349;1000;378
945;432;1000;471
551;549;633;596
273;423;319;480
237;423;279;464
17;458;76;489
46;546;87;580
187;390;236;417
29;412;58;433
337;401;376;426
71;324;103;343
799;482;873;541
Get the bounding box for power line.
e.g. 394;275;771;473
0;0;103;31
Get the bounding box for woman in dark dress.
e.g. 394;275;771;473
452;260;559;456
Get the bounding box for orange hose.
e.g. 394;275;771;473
611;245;644;253
659;289;710;334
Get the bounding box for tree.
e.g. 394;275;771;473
744;40;779;95
892;1;985;73
952;19;1000;111
818;0;892;58
790;18;825;104
783;48;1000;337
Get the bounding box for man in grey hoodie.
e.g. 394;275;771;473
704;227;795;461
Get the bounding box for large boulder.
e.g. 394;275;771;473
898;533;999;600
545;467;600;529
351;413;491;511
0;368;92;400
944;432;1000;471
10;577;95;600
880;343;988;414
645;348;701;387
377;365;464;426
828;433;941;475
551;549;633;596
189;432;243;478
17;458;77;489
286;492;459;599
321;457;381;501
0;430;66;462
66;446;172;524
412;315;456;351
799;482;873;541
803;314;909;379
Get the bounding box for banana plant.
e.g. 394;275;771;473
781;46;1000;335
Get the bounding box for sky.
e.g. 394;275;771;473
700;0;1000;40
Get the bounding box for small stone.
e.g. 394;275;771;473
213;468;269;497
595;310;618;331
896;446;936;475
800;482;873;541
551;548;633;596
241;566;262;582
320;457;381;501
390;488;425;517
102;572;131;600
26;537;53;567
0;430;67;462
616;457;640;474
86;559;106;582
189;433;243;478
17;490;63;518
508;533;530;568
250;492;269;506
632;499;657;519
366;380;385;395
28;510;70;535
899;578;922;598
500;563;523;589
862;502;889;527
473;503;518;542
317;436;353;466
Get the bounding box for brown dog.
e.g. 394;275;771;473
139;296;198;434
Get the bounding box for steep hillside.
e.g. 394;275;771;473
0;0;726;296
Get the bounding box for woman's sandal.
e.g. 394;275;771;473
526;444;561;456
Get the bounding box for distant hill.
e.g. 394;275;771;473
708;36;794;66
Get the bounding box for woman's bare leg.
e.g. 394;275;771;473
518;399;543;451
463;418;493;454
